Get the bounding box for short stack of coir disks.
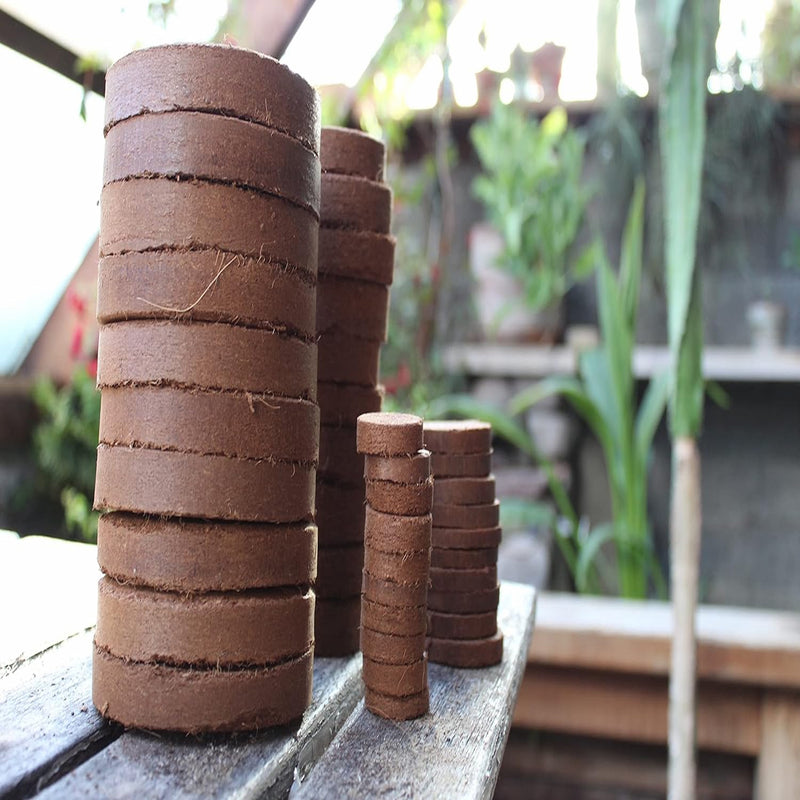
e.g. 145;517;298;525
357;413;432;720
423;420;504;668
92;43;321;732
314;127;394;656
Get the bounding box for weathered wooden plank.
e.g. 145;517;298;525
530;591;800;688
755;690;800;799
291;582;536;800
0;630;118;800
34;654;363;800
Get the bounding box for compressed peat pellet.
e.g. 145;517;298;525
364;506;432;553
318;382;383;427
427;610;498;641
104;43;321;154
318;426;363;486
318;332;381;386
360;627;426;666
315;544;364;599
94;445;314;523
98;251;317;334
99;385;319;463
431;500;500;531
364;547;430;585
361;597;427;636
428;565;498;593
356;412;423;457
316;274;390;342
96;579;314;667
431;525;502;550
100;179;317;273
93;644;313;733
364;450;431;484
430;546;498;570
315;481;365;545
314;596;362;657
321;126;385;182
97;513;317;592
364;686;428;720
427;586;500;615
318;227;395;286
97;320;317;400
432;476;496;506
426;631;504;669
365;478;433;517
362;571;428;608
320;173;392;234
362;656;427;698
430;450;493;478
103;111;320;216
423;419;492;455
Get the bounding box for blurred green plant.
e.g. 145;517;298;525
470;103;598;312
30;366;100;542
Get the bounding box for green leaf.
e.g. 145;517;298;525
635;370;670;465
672;273;705;435
575;523;616;594
619;178;645;331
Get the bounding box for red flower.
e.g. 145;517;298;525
67;289;86;317
70;324;84;359
86;358;98;380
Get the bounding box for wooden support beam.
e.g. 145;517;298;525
0;9;105;95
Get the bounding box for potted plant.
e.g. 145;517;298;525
469;102;597;342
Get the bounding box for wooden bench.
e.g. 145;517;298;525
515;592;800;798
0;535;536;800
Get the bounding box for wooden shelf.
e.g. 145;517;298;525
441;343;800;383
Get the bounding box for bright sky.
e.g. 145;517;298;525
0;0;776;373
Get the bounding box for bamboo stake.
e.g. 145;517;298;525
668;436;702;800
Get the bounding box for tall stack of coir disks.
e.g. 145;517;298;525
314;127;395;655
92;44;321;732
357;413;432;720
423;420;504;668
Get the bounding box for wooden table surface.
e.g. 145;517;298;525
0;535;536;800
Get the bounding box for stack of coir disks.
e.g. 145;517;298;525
92;43;321;732
357;413;432;720
423;420;504;668
314;127;394;655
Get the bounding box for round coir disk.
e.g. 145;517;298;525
314;595;362;657
96;578;314;667
320;173;392;234
315;480;366;546
316;273;390;343
426;631;504;669
100;178;317;275
104;43;320;154
103;111;320;216
94;444;314;523
427;609;498;641
317;382;383;428
431;525;502;550
364;450;431;484
432;476;496;506
362;656;427;698
430;546;498;570
432;500;500;531
97;512;317;592
98;250;316;336
426;585;500;615
362;571;428;608
321;126;385;182
364;506;432;553
363;547;430;585
318;227;395;286
356;412;423;456
317;331;381;387
97;320;317;400
364;686;429;721
361;597;427;636
429;565;498;594
430;450;493;479
315;544;364;599
99;385;319;463
365;478;433;517
360;627;426;666
93;643;313;733
423;419;492;455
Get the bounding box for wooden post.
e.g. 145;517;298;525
755;691;800;799
668;436;701;800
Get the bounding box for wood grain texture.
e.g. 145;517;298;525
292;582;536;800
0;630;118;799
33;655;363;800
755;691;800;799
